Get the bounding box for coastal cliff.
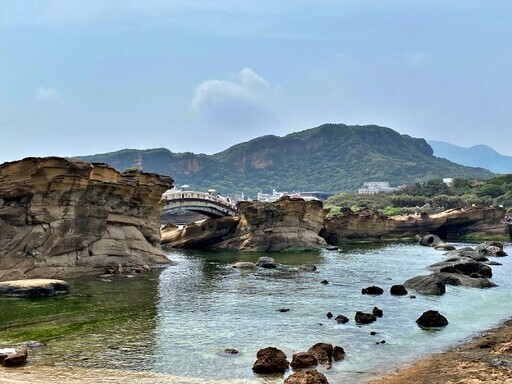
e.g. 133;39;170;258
0;157;173;280
161;197;327;251
322;206;509;243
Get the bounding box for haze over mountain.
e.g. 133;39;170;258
429;141;512;175
79;124;494;197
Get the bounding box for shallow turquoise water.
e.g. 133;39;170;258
1;242;511;383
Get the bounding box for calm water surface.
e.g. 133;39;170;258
1;242;511;383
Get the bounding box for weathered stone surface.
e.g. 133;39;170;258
252;347;289;374
362;285;384;295
232;261;257;269
307;343;333;365
321;207;509;242
0;157;173;280
404;275;446;295
355;311;377;324
0;279;69;297
335;314;349;324
284;369;329;384
290;352;318;369
256;256;277;269
390;284;408;296
429;257;493;278
445;248;488;262
416;234;455;250
416;310;448;328
332;346;346;361
372;307;383;317
162;197;327;251
475;241;508;257
434;272;497;289
0;347;28;367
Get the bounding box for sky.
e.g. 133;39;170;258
1;0;511;164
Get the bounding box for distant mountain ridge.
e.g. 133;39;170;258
78;124;494;196
429;141;512;174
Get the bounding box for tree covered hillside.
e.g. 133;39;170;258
78;124;494;196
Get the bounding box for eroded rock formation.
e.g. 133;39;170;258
162;197;327;251
0;157;173;280
322;206;509;242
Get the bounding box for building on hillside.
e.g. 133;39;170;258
443;178;454;186
358;181;398;195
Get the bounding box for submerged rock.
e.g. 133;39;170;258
355;311;377;324
284;369;329;384
361;285;384;295
0;279;69;298
256;257;278;269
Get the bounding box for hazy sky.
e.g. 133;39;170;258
1;1;511;164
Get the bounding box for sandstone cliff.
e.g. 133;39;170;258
322;206;510;243
0;157;173;280
161;197;327;251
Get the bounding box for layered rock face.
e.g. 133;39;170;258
161;197;327;251
322;207;509;243
0;157;173;280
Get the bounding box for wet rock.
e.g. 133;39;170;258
403;275;446;295
284;369;330;384
372;307;383;317
434;272;497;289
0;347;28;367
277;308;290;312
361;285;384;295
390;284;408;296
416;310;448;328
256;257;278;269
355;311;377;324
290;352;318;369
223;348;239;355
332;346;346;361
252;347;289;374
307;343;333;365
475;242;508;257
233;261;257;269
0;279;69;298
320;280;329;285
335;314;349;324
326;312;333;319
445;248;488;262
429;257;492;278
300;265;317;272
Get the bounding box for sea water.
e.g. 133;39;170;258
0;242;511;383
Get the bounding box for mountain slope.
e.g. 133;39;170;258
429;141;512;174
78;124;494;196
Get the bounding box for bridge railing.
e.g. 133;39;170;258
162;190;237;211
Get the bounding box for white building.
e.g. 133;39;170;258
358;182;398;195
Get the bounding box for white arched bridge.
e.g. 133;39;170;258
161;190;238;221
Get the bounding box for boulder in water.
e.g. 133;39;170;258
416;310;448;328
252;347;289;374
284;369;329;384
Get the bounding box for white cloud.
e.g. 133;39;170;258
190;68;283;130
34;87;63;103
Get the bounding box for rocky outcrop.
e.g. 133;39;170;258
162;197;327;251
284;369;329;384
0;347;28;367
0;279;69;297
322;207;509;242
404;275;446;295
0;157;173;280
290;352;318;369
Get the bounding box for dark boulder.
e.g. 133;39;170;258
475;241;508;257
416;310;448;328
355;311;377;324
390;284;408;296
290;352;318;369
429;257;492;278
326;312;333;319
445;248;488;262
404;275;446;295
332;346;346;361
252;347;289;374
307;343;333;365
335;314;349;324
284;369;330;384
372;307;383;317
256;257;278;269
416;234;455;250
361;286;384;295
300;265;317;272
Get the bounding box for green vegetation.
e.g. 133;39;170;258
77;124;494;196
324;174;512;217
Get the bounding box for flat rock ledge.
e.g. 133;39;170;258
0;279;70;298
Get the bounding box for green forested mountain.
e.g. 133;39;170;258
77;124;494;196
